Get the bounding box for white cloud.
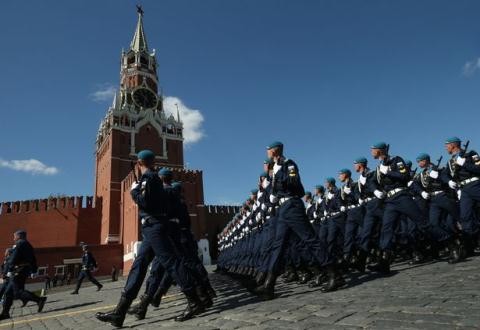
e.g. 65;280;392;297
90;84;116;102
0;159;59;175
163;96;205;144
462;58;480;76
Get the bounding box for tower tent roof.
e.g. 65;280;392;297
130;10;148;52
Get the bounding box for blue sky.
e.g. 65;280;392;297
1;0;480;204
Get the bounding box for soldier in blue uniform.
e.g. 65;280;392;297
0;230;47;321
340;168;365;266
444;137;480;255
71;244;102;294
253;142;332;300
413;152;463;263
369;142;429;273
95;150;205;327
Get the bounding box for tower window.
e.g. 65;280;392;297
127;56;135;65
140;56;148;66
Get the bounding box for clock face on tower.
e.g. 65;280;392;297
132;88;157;109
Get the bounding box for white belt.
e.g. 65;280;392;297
364;197;375;203
347;205;360;210
279;197;291;205
387;188;405;198
328;211;342;217
460;177;479;187
431;190;444;196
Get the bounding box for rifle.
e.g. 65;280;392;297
131;161;139;183
462;140;470;156
433;156;443;171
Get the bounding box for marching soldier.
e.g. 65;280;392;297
71;244;103;294
95;150;207;328
0;230;47;321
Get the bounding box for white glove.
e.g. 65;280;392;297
324;210;328;216
421;191;430;200
6;272;12;278
340;206;346;212
358;198;364;205
374;190;385;199
343;186;352;194
269;195;278;204
379;164;390;175
429;170;439;179
273;163;282;174
256;212;262;221
262;179;270;189
261;203;267;211
327;192;334;200
248;219;253;225
313;211;318;219
457;190;462;200
407;180;413;187
131;182;139;190
359;175;367;185
30;273;36;279
448;180;458;190
252;204;258;211
456;156;466;166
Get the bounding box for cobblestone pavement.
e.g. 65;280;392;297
2;257;480;329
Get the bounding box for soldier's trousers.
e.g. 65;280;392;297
323;214;345;266
380;193;427;251
343;207;364;256
359;199;383;252
122;222;194;300
267;198;327;275
74;270;101;292
429;193;459;242
1;273;41;314
459;181;480;236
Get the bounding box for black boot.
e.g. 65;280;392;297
297;270;313;284
37;296;47;313
308;270;327;288
174;290;205;322
204;281;217;299
255;271;267;286
127;294;151;320
95;296;132;328
354;250;367;273
196;285;213;309
284;270;299;283
448;237;464;264
151;287;167;308
252;272;276;300
321;265;344;293
409;250;425;265
368;250;391;274
0;312;10;321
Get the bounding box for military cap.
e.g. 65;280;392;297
250;189;258;195
263;158;274;165
339;168;351;176
371;142;387;149
171;181;182;189
405;160;413;167
260;171;269;178
416;153;430;162
158;167;173;176
137;149;155;161
14;229;26;237
267;141;283;150
305;191;312;198
315;185;325;192
445;136;461;144
354;157;368;165
325;177;336;185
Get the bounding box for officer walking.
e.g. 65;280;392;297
95;150;206;328
71;244;103;294
0;230;47;321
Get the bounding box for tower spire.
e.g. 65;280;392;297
130;5;148;52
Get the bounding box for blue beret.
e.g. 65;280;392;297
137;149;155;161
354;157;368;165
405;160;412;167
250;189;258;195
171;181;182;188
315;185;325;192
416;153;430;162
159;167;172;176
260;171;269;177
339;168;351;176
325;177;336;185
305;191;312;198
267;141;283;150
263;158;274;165
371;142;387;149
445;136;461;144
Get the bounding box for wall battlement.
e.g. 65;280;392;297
0;196;96;216
204;204;241;215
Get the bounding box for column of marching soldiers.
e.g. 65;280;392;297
217;137;480;300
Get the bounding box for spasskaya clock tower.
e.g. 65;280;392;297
95;7;185;244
